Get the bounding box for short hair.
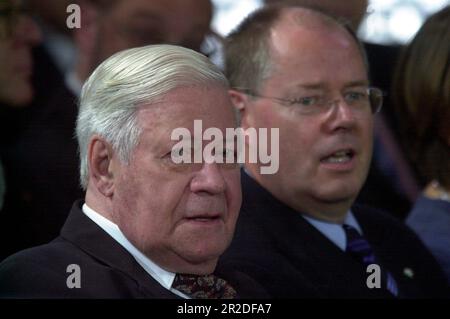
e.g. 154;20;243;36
225;4;367;92
76;44;228;190
392;6;450;188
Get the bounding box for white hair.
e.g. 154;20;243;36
76;44;229;190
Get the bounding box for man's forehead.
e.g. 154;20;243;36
135;87;233;128
263;11;368;87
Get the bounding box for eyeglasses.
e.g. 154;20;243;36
235;87;384;115
0;4;29;39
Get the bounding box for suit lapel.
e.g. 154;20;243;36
352;206;420;297
60;200;179;298
240;172;393;297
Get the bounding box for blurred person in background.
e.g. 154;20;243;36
0;0;215;261
0;0;41;211
393;6;450;284
0;0;41;106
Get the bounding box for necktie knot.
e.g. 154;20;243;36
343;224;376;264
172;274;237;299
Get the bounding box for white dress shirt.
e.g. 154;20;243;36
82;203;189;298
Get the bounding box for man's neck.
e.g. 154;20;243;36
84;189;115;223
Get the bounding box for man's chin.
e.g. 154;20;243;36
318;178;363;200
177;252;220;275
314;187;359;206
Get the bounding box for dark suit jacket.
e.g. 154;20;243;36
0;200;268;298
219;172;449;298
0;46;83;260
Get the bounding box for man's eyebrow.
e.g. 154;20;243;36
294;83;324;90
343;80;370;88
293;80;370;90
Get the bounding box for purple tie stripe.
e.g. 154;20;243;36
343;224;399;296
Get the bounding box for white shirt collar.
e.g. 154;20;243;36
302;211;362;251
82;203;189;298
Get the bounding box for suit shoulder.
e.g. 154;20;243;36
0;239;93;298
352;204;414;234
0;247;64;298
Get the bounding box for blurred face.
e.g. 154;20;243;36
111;85;241;274
242;12;373;220
94;0;212;64
0;0;41;106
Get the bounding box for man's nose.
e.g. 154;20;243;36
190;162;227;195
324;98;358;133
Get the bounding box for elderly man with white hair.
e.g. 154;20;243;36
0;44;265;299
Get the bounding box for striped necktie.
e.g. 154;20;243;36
172;274;237;299
343;224;399;296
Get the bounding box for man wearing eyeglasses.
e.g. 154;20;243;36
219;4;449;298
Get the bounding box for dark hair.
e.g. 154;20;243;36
224;5;283;92
224;3;367;92
392;6;450;188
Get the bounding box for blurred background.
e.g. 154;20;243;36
211;0;449;44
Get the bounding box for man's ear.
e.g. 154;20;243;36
229;89;251;130
88;136;116;198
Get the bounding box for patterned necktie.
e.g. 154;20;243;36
343;224;399;296
172;274;237;299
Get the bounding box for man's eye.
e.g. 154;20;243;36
345;91;367;102
169;148;190;162
291;96;318;106
170;148;183;157
223;148;237;161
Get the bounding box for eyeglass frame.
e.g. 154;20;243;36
233;86;384;115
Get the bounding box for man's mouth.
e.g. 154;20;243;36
183;211;224;224
320;149;355;164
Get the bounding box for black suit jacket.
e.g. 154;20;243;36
219;172;449;298
0;200;268;298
